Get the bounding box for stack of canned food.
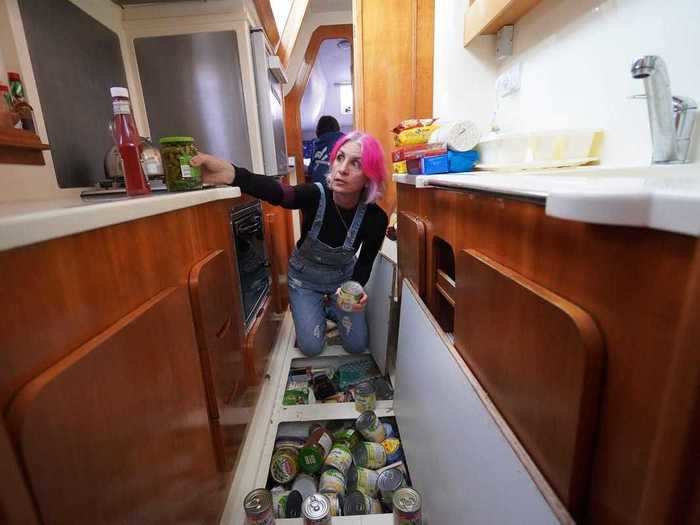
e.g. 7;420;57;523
244;411;421;522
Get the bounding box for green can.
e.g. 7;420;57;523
333;428;361;450
159;136;202;191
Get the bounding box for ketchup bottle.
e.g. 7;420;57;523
110;87;150;196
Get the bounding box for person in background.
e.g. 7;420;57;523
308;115;344;186
192;131;388;356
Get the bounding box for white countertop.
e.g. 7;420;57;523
395;164;700;237
0;186;242;251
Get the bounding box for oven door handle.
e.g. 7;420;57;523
236;220;261;234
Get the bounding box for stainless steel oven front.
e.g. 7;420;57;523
230;201;271;329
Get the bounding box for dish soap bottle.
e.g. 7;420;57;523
110;87;150;196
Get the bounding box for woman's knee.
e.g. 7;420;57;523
296;322;326;356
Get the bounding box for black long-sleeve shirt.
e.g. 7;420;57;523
234;166;388;285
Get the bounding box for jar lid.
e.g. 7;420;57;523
8;72;21;82
160;136;195;144
0;84;8;92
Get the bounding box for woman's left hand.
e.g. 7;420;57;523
352;292;368;312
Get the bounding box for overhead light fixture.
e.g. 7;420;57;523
337;39;351;50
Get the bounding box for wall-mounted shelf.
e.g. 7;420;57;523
464;0;542;46
0;128;50;165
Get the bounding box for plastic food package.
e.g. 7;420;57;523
392;118;438;134
394;125;439;146
392;142;447;162
448;150;479;173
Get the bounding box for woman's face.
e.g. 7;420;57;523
329;141;367;195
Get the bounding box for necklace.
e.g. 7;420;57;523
333;199;352;232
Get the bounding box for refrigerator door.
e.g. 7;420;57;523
134;31;253;171
250;28;289;176
394;280;571;524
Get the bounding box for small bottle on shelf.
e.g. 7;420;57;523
110;86;151;197
7;72;35;132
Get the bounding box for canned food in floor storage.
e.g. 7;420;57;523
282;354;393;408
263;414;413;519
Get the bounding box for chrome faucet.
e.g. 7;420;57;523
631;55;697;164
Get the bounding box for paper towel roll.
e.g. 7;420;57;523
430;121;480;152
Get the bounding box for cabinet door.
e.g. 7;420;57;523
189;249;248;472
395;280;571;524
397;211;426;297
5;287;223;525
364;253;397;375
454;249;605;515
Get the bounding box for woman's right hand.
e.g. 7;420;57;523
190;153;236;186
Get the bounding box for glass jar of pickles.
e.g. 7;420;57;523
159;136;202;191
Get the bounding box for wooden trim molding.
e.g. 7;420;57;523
0;128;49;165
283;24;353;187
464;0;542;46
252;0;280;49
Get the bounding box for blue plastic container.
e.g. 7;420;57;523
420;154;449;174
448;150;479;172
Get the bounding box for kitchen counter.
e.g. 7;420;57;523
0;185;242;251
394;163;700;237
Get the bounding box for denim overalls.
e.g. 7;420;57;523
287;183;369;356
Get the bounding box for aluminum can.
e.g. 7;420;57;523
334;427;361;449
270;487;291;518
355;381;377;412
337;280;365;312
285;490;303;518
377;468;406;508
319;467;347;495
292;473;319;501
244;488;275;525
352;442;387;469
393;487;422;524
347;465;379;497
383;421;396;438
302;494;332;524
324;443;353;474
343;491;383;515
324;492;344;516
382;437;403;463
355;410;386;443
270;446;299;484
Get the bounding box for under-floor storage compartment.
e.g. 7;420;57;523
282;352;394;407
265;416;412;519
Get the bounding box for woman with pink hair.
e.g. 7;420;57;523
192;131;389;356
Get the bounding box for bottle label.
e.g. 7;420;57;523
179;155;200;180
112;100;131;115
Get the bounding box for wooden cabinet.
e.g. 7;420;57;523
244;294;279;385
396;181;700;523
5;287;224;525
464;0;542;46
455;249;604;513
0;198;251;524
262;198;293;314
189;249;249;472
396;211;427;298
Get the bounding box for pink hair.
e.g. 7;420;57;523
328;131;387;204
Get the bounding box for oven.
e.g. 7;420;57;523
230;201;271;329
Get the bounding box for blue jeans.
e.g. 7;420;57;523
288;282;368;356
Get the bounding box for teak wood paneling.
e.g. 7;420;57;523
276;0;309;68
396;211;426;298
456;249;604;513
0;197;244;523
354;0;434;214
464;0;542;46
5;287;224;525
253;0;280;49
189;250;248;472
0;128;50;165
244;294;278;385
396;182;698;523
284;25;353;187
262;197;293;313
